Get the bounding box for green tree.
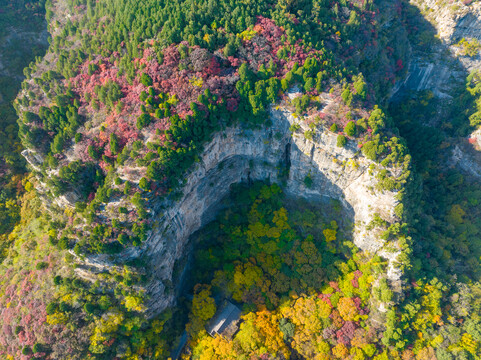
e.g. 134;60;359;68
110;133;119;154
337;134;347;147
46;302;58;315
353;74;367;100
136;113;151;129
140;73;153;86
139;177;150;191
341;88;352;106
344;121;356;137
88;145;99;160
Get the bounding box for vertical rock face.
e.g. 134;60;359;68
142;107;399;316
412;0;481;44
391;1;481;176
393;1;481;103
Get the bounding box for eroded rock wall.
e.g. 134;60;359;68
393;0;481;101
141;107;399;315
392;1;481;175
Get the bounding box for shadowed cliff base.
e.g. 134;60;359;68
174;178;356;299
388;1;481;282
164;180;389;359
0;3;49;173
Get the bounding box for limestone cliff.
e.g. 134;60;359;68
392;0;481;176
90;106;401;316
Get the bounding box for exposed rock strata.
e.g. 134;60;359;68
412;0;481;44
393;0;481;101
23;104;402;315
392;1;481;174
133;107;400;315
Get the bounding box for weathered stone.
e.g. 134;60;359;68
132;107;400;316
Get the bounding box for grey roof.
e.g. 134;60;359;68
207;301;242;338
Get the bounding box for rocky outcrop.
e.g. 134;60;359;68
21;149;44;172
392;1;481;175
22;149;82;209
412;0;481;43
133;107;400;316
393;0;481;101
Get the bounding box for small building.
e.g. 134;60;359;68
206;301;242;339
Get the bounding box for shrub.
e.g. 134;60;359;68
337;135;347;147
59;302;71;312
98;296;112;310
367;108;386;134
139;177;150;191
140;73;153;86
48;236;57;246
22;346;32;355
341;88;352;106
58;236;69;250
73;243;81;255
293;94;310;114
53;275;62;285
88;145;100;160
223;42;236;57
131;192;144;208
46;302;58;315
36;261;48;270
72;279;83;288
330;123;338;132
344;121;356;137
304;174;313;188
136;113;151;129
84;303;96;314
353;74;367;100
75;202;87;212
457;37;481;57
124;181;131;195
110;133;119;154
304;130;314;140
118;233;129;245
289;123;300;133
23;111;39;123
361;141;378;161
33;343;44;353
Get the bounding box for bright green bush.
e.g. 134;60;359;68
344;121;356;137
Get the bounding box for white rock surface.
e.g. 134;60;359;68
134;107;400;315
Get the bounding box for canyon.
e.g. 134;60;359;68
70;105;402;315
